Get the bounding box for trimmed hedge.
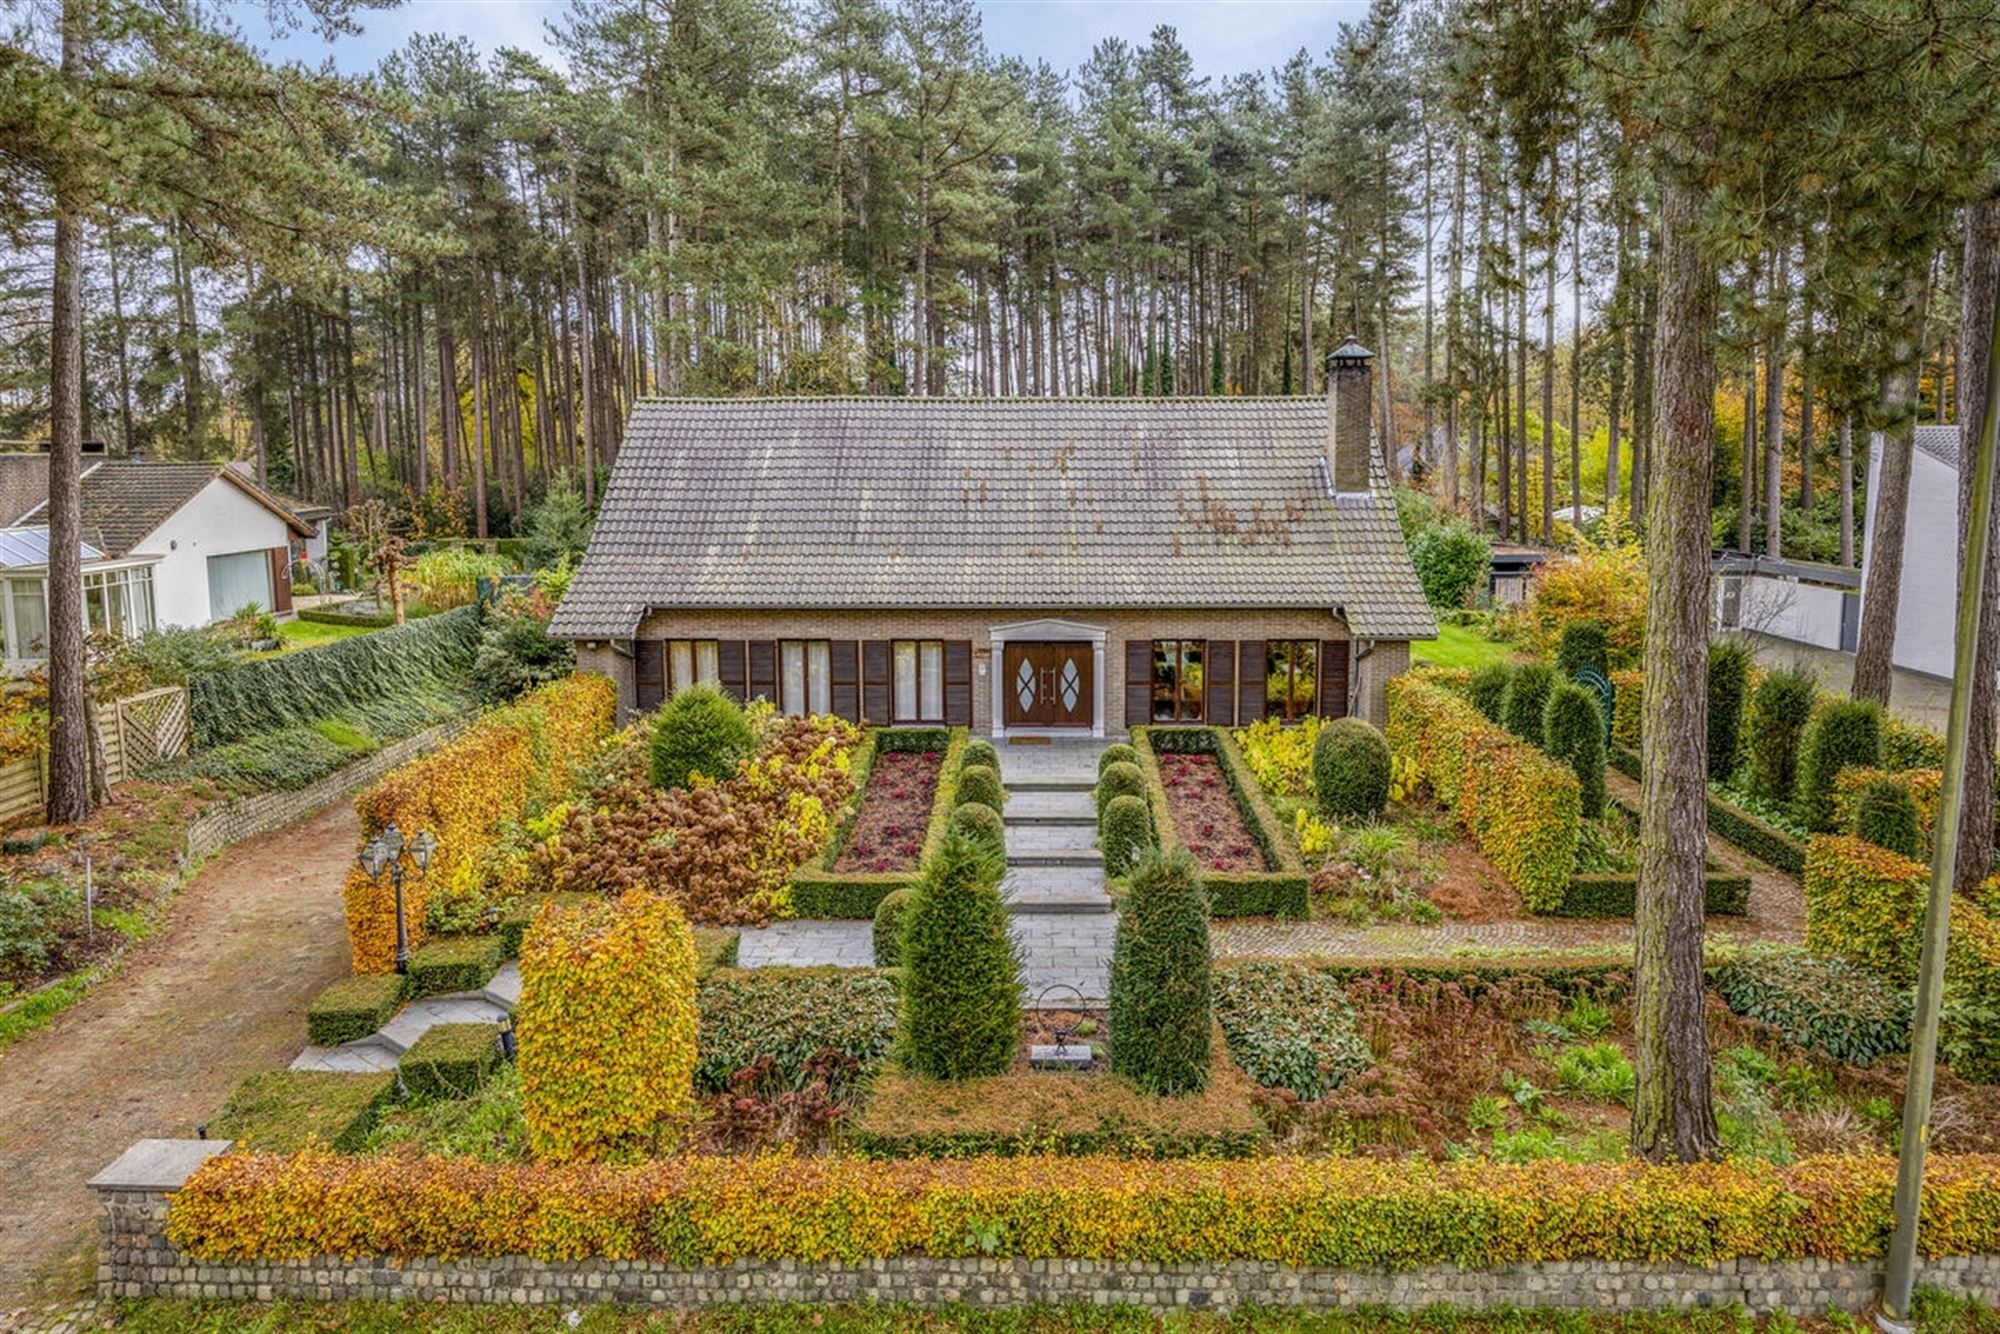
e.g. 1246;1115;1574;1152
963;738;1000;772
1836;767;1941;859
872;890;913;968
895;832;1021;1081
498;892;601;959
955;765;1005;816
1745;668;1817;802
1555;620;1608;680
947;803;1005;859
1098;742;1139;775
305;974;403;1047
398;1022;502;1101
1804;834;1928;982
403;934;505;1000
1543;682;1606;820
1466;662;1514;724
695;966;899;1091
208;1072;396;1154
1709;951;1911;1067
1311;718;1391;820
789;728;969;919
1852;778;1923;861
191;606;480;747
1131;727;1309;918
1795;698;1884;833
296;606;397;628
1609;670;1644;751
1707;641;1752;782
1100;793;1155;879
1499;662;1557;745
1616;745;1808;877
1553;873;1752;918
1109;847;1212;1095
170;1151;2000;1267
1095;760;1147;820
1387;673;1580;912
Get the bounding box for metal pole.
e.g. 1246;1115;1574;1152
1877;274;2000;1331
392;861;410;976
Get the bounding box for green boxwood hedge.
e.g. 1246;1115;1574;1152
398;1022;502;1101
788;728;968;918
403;934;505;999
1131;727;1308;918
1608;744;1805;876
305;974;403;1047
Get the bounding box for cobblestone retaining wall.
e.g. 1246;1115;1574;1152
95;1185;2000;1314
181;720;466;866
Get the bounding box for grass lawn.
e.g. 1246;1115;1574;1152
259;619;375;656
1412;622;1520;671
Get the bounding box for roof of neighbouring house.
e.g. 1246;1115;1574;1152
0;454;51;527
1915;424;1961;470
15;460;313;555
550;397;1437;642
0;526;105;569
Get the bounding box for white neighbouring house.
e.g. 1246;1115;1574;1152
0;454;313;660
1861;424;1965;680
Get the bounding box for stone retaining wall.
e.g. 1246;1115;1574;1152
89;1144;2000;1315
181;720;466;866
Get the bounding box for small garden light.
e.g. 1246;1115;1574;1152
497;1014;516;1062
356;821;439;976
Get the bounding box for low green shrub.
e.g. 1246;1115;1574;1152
648;685;756;790
399;1022;502;1101
404;934;504;1000
306;973;403;1047
209;1071;396;1153
1555;620;1608;681
694;967;899;1092
1795;698;1884;834
1311;718;1391;820
1410;519;1492;611
1095;760;1147;820
963;739;1000;772
955;765;1005;816
1552;1040;1635;1105
948;803;1006;860
1100;794;1155;879
1543;682;1606;819
895;833;1020;1081
1746;668;1817;800
1709;951;1912;1067
1853;777;1924;860
1212;961;1371;1100
1466;662;1514;723
872;888;913;968
1553;873;1751;918
1499;661;1557;746
1708;641;1752;782
1098;743;1140;775
1109;848;1212;1094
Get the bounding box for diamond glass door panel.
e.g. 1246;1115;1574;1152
1001;642;1092;729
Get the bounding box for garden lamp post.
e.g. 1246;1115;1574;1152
358;822;438;975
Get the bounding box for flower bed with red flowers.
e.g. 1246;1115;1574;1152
1157;751;1267;873
833;748;944;874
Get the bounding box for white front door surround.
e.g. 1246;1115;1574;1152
988;618;1107;739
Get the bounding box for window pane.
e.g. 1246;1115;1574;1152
1179;641;1204;721
12;580;45;657
129;568;154;635
695;641;719;686
105;576;128;638
808;641;831;715
781;642;806;716
1293;641;1317;718
85;574;108;635
1265;641;1290;720
669;641;695;694
893;641;918;720
206;550;273;622
1152;641;1177;722
920;642;943;720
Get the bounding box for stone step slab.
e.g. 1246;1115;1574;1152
1004;789;1097;824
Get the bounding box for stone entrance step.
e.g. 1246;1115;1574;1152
1008;850;1103;869
1004;789;1096;826
1005;778;1096;794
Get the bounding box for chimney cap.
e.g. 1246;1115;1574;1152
1329;340;1374;368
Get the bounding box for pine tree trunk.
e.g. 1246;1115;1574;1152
1853;267;1930;704
46;119;92;826
1765;246;1787;558
1632;174;1719;1164
1954;197;2000;894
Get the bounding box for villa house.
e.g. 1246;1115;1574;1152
551;344;1435;735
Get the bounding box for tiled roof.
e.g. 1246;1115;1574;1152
551;397;1437;642
1915;424;1960;471
14;461;313;556
0;454;51;527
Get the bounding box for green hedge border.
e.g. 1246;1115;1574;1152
1230;955;1633;997
404;934;506;999
296;607;396;628
1131;726;1309;918
1548;795;1751;918
305;974;404;1047
788;727;969;918
1609;745;1805;876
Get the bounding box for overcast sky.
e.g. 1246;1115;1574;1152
236;0;1372;81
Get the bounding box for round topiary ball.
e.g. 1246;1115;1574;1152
948;801;1007;858
963;739;1000;772
1100;793;1156;878
649;685;757;791
872;887;913;968
955;764;1005;816
1311;718;1391;820
1853;778;1922;862
1098;742;1140;776
1096;759;1147;820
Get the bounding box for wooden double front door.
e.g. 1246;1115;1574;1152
1002;641;1093;729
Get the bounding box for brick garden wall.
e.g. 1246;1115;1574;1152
94;1182;2000;1315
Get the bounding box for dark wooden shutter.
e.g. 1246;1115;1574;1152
862;641;892;724
717;640;748;702
830;640;861;722
1238;640;1267;723
747;640;778;706
1205;641;1235;727
1124;639;1153;730
942;641;972;726
634;640;666;712
1319;640;1351;719
269;548;293;614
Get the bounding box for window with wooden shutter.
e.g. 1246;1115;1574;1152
1319;639;1352;719
1124;639;1152;730
747;640;777;707
942;641;973;726
1237;640;1267;721
861;640;892;723
634;640;665;712
1205;641;1236;727
830;640;861;721
717;640;748;702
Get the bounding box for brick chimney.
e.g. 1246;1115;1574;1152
1326;340;1374;495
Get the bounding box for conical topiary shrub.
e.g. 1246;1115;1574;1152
1853;779;1922;861
894;831;1021;1080
1500;661;1557;746
1795;697;1884;833
1109;846;1212;1095
1467;662;1515;723
1543;681;1607;819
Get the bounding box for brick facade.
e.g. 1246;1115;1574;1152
574;608;1410;733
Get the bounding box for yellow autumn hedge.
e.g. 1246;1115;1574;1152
1802;834;1929;982
164;1151;2000;1267
1386;672;1580;910
1610;669;1643;752
1834;767;1942;849
343;674;616;973
517;890;699;1163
